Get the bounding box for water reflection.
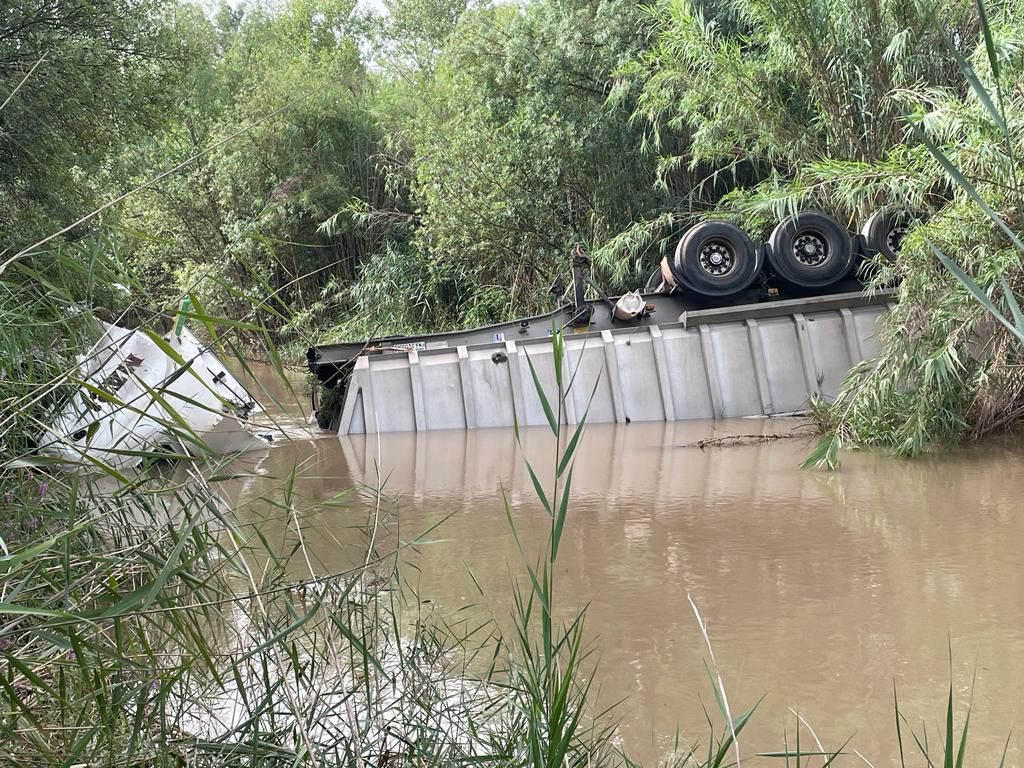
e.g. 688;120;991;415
229;389;1024;766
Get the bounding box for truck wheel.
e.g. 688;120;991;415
767;211;854;289
861;210;909;262
672;221;762;298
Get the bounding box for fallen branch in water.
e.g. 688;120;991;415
676;432;805;449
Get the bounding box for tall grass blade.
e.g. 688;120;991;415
944;683;954;768
998;275;1024;330
556;378;600;477
551;465;573;561
998;730;1012;768
929;241;1024;343
911;124;1024;254
977;0;1001;84
523;460;554;518
955;703;970;768
894;684;907;768
524;350;559;435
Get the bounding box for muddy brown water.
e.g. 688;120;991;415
230;366;1024;765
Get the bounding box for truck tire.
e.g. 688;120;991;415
861;210;908;262
672;221;762;298
767;211;854;289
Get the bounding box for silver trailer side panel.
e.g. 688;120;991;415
337;292;890;435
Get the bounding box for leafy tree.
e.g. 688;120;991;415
121;0;398;332
402;0;667;324
376;0;470;75
1;0;190;264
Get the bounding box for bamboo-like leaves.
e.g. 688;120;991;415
909;119;1024;254
939;26;1006;138
807;0;1024;464
923;0;1024;341
930;242;1024;344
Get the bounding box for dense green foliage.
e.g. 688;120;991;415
624;0;973;225
403;0;663;319
0;0;188;253
121;0;387;326
19;0;675;341
806;7;1024;461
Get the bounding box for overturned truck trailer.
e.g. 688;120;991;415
308;209;909;434
307;283;894;435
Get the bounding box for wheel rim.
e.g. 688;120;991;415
697;239;737;278
793;232;829;267
886;226;907;254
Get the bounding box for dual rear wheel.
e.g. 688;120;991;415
767;210;854;289
861;210;909;263
661;209;910;297
672;221;763;297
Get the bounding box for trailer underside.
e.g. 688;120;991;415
307;279;895;435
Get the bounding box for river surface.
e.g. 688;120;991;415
230;366;1024;765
